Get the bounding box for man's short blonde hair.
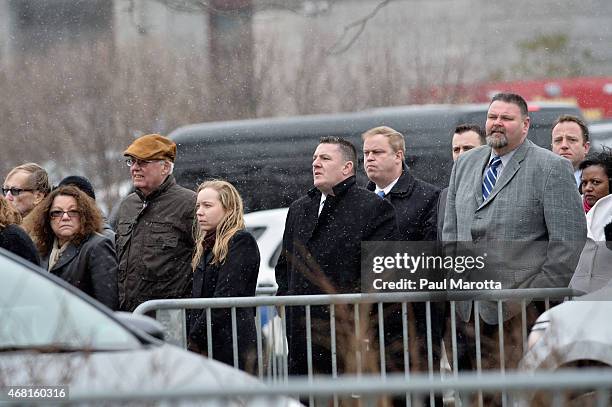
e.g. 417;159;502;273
361;126;405;154
6;162;51;195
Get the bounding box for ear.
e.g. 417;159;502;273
522;116;531;134
343;160;354;175
161;161;170;175
584;141;591;154
396;150;404;162
32;191;45;206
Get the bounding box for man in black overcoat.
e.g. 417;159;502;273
275;136;398;376
362;126;444;382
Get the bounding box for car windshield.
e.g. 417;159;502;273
0;253;141;352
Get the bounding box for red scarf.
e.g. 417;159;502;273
583;196;593;214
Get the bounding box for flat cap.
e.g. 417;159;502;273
124;134;176;162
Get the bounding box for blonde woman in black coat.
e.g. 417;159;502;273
187;180;260;374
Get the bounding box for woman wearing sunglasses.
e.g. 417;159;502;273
24;185;118;309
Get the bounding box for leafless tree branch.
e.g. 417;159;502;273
149;0;331;17
326;0;394;56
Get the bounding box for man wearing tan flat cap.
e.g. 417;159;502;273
116;134;196;312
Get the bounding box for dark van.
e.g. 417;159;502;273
169;102;583;212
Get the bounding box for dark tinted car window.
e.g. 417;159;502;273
171;104;583;211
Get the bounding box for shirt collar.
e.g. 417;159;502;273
574;169;582;187
318;193;327;216
488;148;518;173
374;176;400;196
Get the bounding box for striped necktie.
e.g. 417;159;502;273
482;156;502;200
377;190;385;199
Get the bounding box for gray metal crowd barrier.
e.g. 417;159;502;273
134;288;582;394
7;369;612;406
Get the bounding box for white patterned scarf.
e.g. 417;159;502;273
48;239;69;271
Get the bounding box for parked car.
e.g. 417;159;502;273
589;120;612;151
245;207;288;294
170;102;583;212
0;248;299;406
521;278;612;371
517;283;612;405
244;208;290;360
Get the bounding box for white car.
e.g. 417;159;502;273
521;283;612;372
245;208;288;356
0;248;300;406
245;208;288;295
517;284;612;405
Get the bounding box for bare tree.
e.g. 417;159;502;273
0;0;485;214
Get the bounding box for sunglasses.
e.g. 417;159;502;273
49;210;81;219
2;187;34;196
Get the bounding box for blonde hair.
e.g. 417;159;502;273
6;162;51;195
361;126;406;154
191;180;245;270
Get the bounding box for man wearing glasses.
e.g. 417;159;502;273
115;134;196;312
2;162;51;218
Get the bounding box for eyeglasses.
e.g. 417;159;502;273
2;187;34;196
49;210;81;219
125;158;159;168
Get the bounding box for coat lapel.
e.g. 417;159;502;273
474;148;492;207
50;243;79;273
478;139;530;208
297;190;321;242
193;250;213;298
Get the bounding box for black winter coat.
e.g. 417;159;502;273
42;233;119;310
366;164;440;241
275;176;398;375
367;166;445;375
188;230;260;373
0;224;40;266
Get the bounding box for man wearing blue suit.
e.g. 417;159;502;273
442;93;586;372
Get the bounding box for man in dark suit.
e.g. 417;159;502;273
363;126;439;241
362;125;443;380
443;93;587;372
275;136;398;377
551;114;590;187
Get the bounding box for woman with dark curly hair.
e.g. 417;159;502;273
571;148;612;292
23;185;118;309
0;196;39;265
579;147;612;213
